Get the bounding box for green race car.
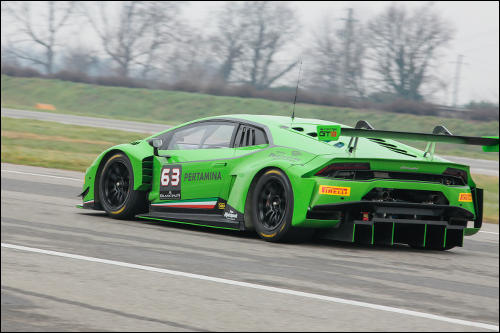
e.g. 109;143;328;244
78;115;499;250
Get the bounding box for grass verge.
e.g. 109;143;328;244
471;174;499;224
2;116;497;223
2;74;498;160
1;117;147;171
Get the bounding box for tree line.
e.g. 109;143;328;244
0;1;483;107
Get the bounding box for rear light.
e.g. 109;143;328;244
316;162;370;176
443;168;468;184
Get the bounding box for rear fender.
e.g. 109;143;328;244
225;147;316;215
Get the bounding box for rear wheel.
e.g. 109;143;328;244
248;169;312;242
98;153;146;219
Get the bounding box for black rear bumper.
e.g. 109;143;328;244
309;201;477;249
308;201;474;223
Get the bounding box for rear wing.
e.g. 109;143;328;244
317;120;499;157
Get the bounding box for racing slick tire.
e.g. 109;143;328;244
98;153;147;219
248;169;312;243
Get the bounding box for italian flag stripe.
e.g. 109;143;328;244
158;204;216;209
152;200;217;209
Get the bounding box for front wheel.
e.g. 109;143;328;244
248;169;312;242
98;153;146;219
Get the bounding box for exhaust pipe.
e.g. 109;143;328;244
430;194;440;204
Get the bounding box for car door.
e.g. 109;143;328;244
218;123;270;199
152;121;237;210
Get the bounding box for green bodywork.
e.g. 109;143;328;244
80;114;498;247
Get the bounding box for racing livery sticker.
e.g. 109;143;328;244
152;198;217;209
269;151;301;163
319;185;351;196
184;171;222;182
160;165;182;200
317;125;341;141
458;193;472;202
223;204;244;221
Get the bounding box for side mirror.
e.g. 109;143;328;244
149;138;163;148
148;139;170;158
148;139;163;156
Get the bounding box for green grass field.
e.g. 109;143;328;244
1;117;497;222
1;75;498;160
471;174;499;223
1;117;147;171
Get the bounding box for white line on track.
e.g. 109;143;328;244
1;170;81;182
2;242;498;331
479;231;499;235
2;170;498;237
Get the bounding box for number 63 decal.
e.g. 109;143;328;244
161;167;180;186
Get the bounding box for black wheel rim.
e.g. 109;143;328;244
257;178;287;230
102;161;130;210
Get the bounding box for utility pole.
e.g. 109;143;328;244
340;8;355;96
451;54;463;107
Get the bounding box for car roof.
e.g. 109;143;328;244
148;114;451;162
210;114;344;127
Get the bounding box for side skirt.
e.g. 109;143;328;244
136;211;244;231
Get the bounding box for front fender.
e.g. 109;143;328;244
81;141;153;203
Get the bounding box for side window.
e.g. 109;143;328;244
201;124;235;148
162;122;236;150
168;125;206;150
234;125;268;147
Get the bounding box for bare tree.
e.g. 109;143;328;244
307;9;365;97
83;1;183;78
367;3;454;101
163;33;217;84
239;1;300;89
211;1;300;89
4;1;75;74
337;8;366;97
83;1;149;77
137;1;184;79
307;17;342;94
210;2;250;83
63;45;99;74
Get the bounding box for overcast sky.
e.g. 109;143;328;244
2;1;498;105
185;1;499;105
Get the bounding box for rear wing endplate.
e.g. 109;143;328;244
317;120;499;157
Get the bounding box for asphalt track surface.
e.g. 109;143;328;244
1;163;499;331
1;107;499;176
